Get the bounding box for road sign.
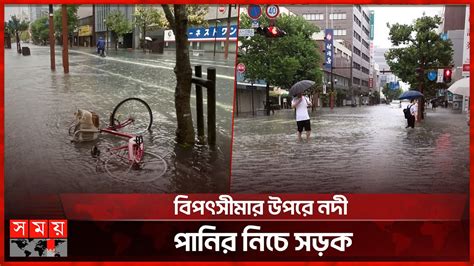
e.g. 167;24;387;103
251;20;259;28
239;29;255;37
237;63;246;73
265;5;280;19
437;69;444;83
218;5;226;13
248;5;262;20
427;70;437;81
462;64;470;77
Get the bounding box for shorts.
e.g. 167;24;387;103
296;119;311;132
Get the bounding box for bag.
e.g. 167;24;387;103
403;105;412;119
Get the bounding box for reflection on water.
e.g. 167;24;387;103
231;106;469;193
5;46;231;201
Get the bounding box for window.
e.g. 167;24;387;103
354;15;361;26
330;13;347;20
303;13;324;21
353;62;361;70
334;29;347;36
353;31;361;41
362;40;369;49
362;53;370;62
362;26;370;37
361;80;369;87
353;47;361;56
353;77;361;85
363;12;370;23
361;66;370;74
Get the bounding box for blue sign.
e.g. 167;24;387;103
248;5;262;19
427;70;437;81
389;81;400;90
188;25;238;41
324;29;334;70
441;33;448;41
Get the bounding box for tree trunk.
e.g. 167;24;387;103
173;6;195;145
16;31;21;53
143;26;146;53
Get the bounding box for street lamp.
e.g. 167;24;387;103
103;19;108;50
213;19;221;57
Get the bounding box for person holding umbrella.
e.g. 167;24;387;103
290;80;314;141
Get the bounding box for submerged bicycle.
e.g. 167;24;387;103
69;97;167;182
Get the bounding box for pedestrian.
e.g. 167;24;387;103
405;99;416;129
291;93;312;140
96;37;106;57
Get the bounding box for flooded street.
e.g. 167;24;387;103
231;105;469;193
5;45;234;206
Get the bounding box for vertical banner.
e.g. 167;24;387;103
324;29;334;70
369;11;374;40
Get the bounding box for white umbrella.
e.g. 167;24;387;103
145;36;152;41
447;77;470;96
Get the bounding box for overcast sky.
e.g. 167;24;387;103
369;5;444;48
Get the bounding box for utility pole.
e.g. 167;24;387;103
223;4;233;60
62;5;69;74
213;7;219;57
49;5;55;71
330;66;334;109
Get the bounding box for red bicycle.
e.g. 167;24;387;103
69;98;167;182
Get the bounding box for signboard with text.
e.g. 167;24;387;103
324;29;334;70
164;26;238;42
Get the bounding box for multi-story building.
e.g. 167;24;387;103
28;5;48;22
287;5;373;97
75;6;94;47
95;5;137;49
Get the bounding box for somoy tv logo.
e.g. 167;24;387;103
9;219;68;257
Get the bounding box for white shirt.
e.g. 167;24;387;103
292;96;310;121
410;103;418;116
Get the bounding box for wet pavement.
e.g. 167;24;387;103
5;45;234;208
231;105;469;193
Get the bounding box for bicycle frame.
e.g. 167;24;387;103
101;118;145;167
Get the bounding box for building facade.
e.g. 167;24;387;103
287;5;373;95
95;5;136;49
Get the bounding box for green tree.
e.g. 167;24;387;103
239;13;323;111
385;15;453;119
133;6;165;52
106;11;132;51
31;17;50;45
381;83;403;102
7;15;29;53
5;22;12;48
53;5;79;46
161;5;208;145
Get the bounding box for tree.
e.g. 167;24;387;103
7;16;29;53
133;6;165;52
385;15;453;120
381;83;403;102
239;13;323;108
5;22;12;48
53;5;79;46
31;17;50;45
161;5;208;145
105;11;132;51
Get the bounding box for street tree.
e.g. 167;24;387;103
161;4;208;145
31;17;50;45
381;83;403;102
7;16;29;53
239;13;323;111
133;6;166;52
385;15;453;120
5;22;12;48
106;11;132;51
53;5;79;46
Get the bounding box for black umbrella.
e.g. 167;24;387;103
289;80;315;96
398;90;424;100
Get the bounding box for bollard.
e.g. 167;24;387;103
207;68;216;145
21;47;31;56
195;65;204;138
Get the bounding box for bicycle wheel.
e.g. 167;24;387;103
104;151;167;183
110;98;153;135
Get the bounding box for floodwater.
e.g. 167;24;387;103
231;105;469;193
5;45;234;206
